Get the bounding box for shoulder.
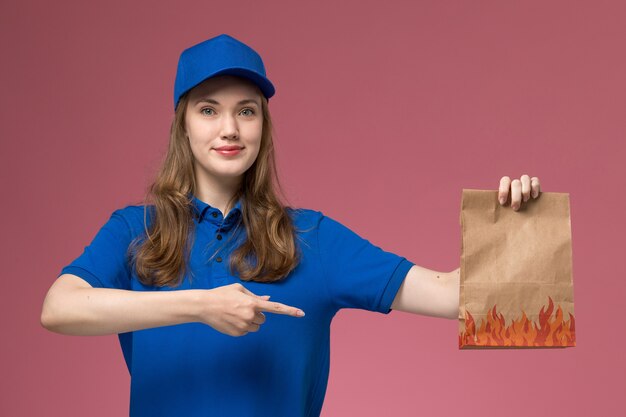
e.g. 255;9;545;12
113;203;152;220
285;206;324;230
108;203;155;239
284;206;352;240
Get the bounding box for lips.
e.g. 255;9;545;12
214;146;243;151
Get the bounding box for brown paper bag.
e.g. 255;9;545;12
458;189;576;349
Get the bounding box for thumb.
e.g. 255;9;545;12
238;284;270;300
239;285;257;297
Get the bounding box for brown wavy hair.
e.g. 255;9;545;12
128;85;306;288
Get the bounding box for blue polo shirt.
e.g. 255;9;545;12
58;195;415;417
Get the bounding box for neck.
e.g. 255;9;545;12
194;168;242;218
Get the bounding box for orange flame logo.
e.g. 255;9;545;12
459;296;575;348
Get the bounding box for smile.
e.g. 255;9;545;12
213;148;242;156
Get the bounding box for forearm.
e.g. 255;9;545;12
41;287;203;336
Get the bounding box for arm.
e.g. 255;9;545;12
41;274;203;336
390;265;460;319
42;275;304;337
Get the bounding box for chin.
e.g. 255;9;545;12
211;167;248;178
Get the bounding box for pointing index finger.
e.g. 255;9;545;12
257;299;305;317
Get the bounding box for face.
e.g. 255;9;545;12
185;75;263;189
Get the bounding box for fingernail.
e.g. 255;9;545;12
297;310;305;317
499;197;505;205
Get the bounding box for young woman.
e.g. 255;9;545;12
41;33;541;417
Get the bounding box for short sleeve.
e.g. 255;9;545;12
57;209;133;290
317;212;415;314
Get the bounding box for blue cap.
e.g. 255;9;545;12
173;33;275;111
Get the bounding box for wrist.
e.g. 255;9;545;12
183;289;209;323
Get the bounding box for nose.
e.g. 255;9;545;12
220;113;239;139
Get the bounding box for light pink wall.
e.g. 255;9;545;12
2;0;624;416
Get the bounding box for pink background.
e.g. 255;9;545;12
2;1;624;416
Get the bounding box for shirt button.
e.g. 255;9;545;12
211;212;218;218
216;256;222;263
216;234;222;240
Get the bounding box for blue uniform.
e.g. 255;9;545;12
58;194;415;417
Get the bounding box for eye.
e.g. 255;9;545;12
200;107;215;116
240;108;256;116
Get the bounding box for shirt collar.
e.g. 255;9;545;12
189;193;243;225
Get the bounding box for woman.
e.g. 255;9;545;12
40;33;541;417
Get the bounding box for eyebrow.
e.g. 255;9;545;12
194;97;260;106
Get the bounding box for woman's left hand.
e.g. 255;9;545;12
498;175;541;211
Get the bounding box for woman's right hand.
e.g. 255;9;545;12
195;283;305;337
